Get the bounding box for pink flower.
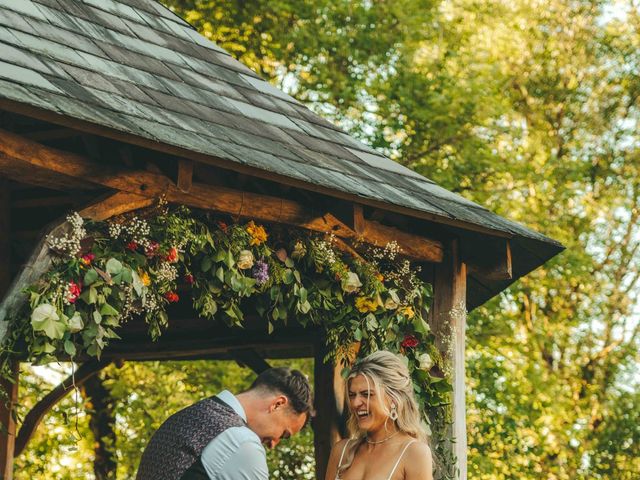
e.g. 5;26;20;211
164;291;179;303
401;334;419;349
80;253;95;265
165;247;179;263
67;281;82;304
145;241;159;258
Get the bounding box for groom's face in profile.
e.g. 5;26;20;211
251;395;307;449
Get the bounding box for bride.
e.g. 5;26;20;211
325;350;433;480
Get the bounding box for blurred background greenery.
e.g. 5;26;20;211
15;0;640;478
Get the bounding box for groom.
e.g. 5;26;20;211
136;367;313;480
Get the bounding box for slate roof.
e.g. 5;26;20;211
0;0;563;306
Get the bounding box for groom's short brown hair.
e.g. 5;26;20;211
250;367;314;416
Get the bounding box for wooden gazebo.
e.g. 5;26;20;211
0;1;563;479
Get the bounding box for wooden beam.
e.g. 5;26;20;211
79;191;154;221
15;360;110;457
429;239;467;480
0;129;442;262
229;348;271;374
22;128;81;142
177;159;194;193
353;204;443;262
466;240;512;281
0;362;18;480
313;341;346;480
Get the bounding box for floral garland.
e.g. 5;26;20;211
0;205;453;470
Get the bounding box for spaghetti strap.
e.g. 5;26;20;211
335;439;351;480
386;440;416;479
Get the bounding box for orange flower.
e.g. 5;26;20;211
165;247;179;263
376;273;384;282
246;221;268;246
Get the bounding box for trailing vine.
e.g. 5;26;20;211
0;204;454;477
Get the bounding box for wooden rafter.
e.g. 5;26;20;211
0;129;443;262
15;360;110;457
177;159;194;193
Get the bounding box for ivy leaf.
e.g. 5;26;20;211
268;320;274;334
120;268;133;284
31;304;66;340
216;266;225;282
64;340;76;357
224;249;235;268
93;310;102;324
285;258;294;268
83;268;99;286
283;269;295;285
201;256;212;272
131;270;143;295
354;327;363;341
100;303;119;316
106;258;123;275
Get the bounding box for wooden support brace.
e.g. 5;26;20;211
15;360;110;457
79;191;154;221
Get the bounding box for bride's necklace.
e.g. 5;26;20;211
365;430;399;445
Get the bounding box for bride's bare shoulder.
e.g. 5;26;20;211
403;441;433;479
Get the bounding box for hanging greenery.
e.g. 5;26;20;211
0;204;452;466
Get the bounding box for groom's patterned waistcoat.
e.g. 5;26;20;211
136;396;246;480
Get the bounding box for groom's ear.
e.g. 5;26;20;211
270;394;289;412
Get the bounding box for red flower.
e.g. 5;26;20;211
184;274;195;285
165;247;179;263
401;334;419;349
164;291;179;303
80;253;95;265
126;241;138;251
145;241;159;258
67;281;82;303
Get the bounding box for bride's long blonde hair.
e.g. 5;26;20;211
338;350;428;475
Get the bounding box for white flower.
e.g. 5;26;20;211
237;250;254;270
68;312;84;333
384;297;399;310
418;353;434;371
341;272;362;293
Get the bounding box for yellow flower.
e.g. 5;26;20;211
401;306;415;319
355;296;378;313
140;271;151;287
246;221;268;246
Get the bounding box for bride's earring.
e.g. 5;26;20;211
390;404;398;421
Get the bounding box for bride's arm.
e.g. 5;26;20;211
403;442;433;480
324;438;350;480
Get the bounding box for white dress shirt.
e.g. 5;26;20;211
200;390;269;480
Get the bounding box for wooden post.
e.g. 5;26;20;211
313;342;346;480
0;180;17;480
429;239;467;480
